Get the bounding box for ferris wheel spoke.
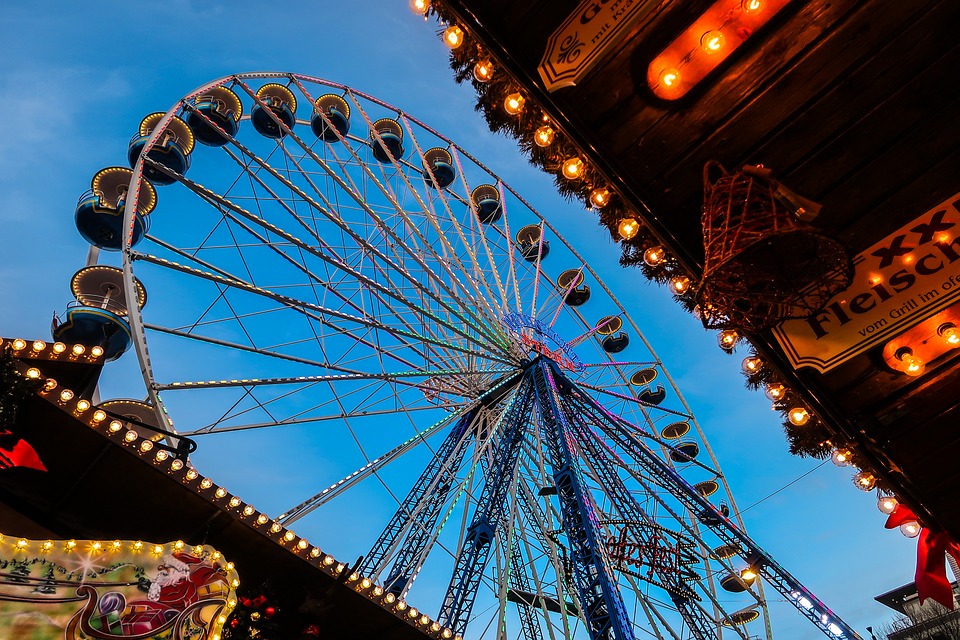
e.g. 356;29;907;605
574;381;692;420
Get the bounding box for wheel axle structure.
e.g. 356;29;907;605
59;72;861;640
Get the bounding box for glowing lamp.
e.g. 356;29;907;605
59;389;74;402
590;187;611;208
939;323;960;347
618;218;640;240
853;470;877;491
473;59;494;83
670;276;691;295
643;246;666;266
788;407;810;426
534;125;555;147
215;487;228;498
739;567;758;584
741;356;762;373
561;157;585;180
877;496;898;515
742;0;763;12
900;521;921;538
76;399;91;412
25;367;40;379
409;0;430;14
701;31;726;53
764;383;785;401
91;345;105;357
72;344;85;356
831;448;852;467
895;347;925;376
124;430;138;442
32;340;46;352
52;342;66;353
92;409;106;422
504;93;525;115
443;25;464;49
139;440;153;451
717;329;739;350
200;478;213;489
12;339;27;351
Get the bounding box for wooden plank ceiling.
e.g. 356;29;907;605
439;0;960;536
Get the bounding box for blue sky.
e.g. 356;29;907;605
0;1;918;637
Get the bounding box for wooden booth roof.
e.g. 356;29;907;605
433;0;960;537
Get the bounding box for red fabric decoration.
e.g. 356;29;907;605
0;431;46;471
885;504;960;609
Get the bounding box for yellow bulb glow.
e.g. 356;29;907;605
133;541;143;550
361;578;372;589
52;342;66;353
590;187;611;208
900;521;921;538
92;541;102;550
504;92;525;115
92;409;106;422
229;496;241;507
473;59;494;83
788;407;810;426
831;448;852;467
323;555;336;566
16;538;28;549
385;592;396;603
896;349;925;376
124;430;138;442
32;340;46;352
243;506;255;516
562;157;585;180
215;487;228;498
854;470;877;491
59;389;74;402
139;440;153;452
108;421;123;434
257;514;269;525
284;531;296;542
409;0;430;14
741;356;762;373
443;25;464;49
75;399;91;411
298;539;309;550
12;339;27;351
91;346;105;357
670;276;691;295
939;323;960;347
764;383;786;401
740;567;758;583
152;544;164;555
534;125;555;147
155;450;168;462
66;540;77;549
271;523;282;533
185;468;199;480
878;496;898;515
170;459;184;471
200;478;213;489
659;69;680;87
742;0;763;13
43;378;58;391
618;218;640;240
71;344;85;356
717;330;739;349
42;541;54;551
25;367;40;379
701;31;726;53
643;246;666;266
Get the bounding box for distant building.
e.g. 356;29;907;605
875;581;960;640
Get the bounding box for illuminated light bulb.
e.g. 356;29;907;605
336;563;345;572
788;407;810;426
443;25;464;48
152;544;164;555
669;276;691;295
739;567;758;584
361;577;372;589
139;440;153;452
700;30;725;53
373;586;384;596
92;409;106;422
59;389;74;402
242;506;255;516
298;539;309;550
853;470;877;491
155;450;168;462
113;540;123;550
431;622;441;632
384;592;396;603
741;356;762;373
91;346;104;358
284;531;296;542
25;367;40;379
231;579;240;588
396;600;408;611
270;523;282;533
310;547;322;557
878;495;898;515
534;125;555;147
170;459;184;471
831;448;852;467
52;342;66;354
659;69;680;88
91;541;102;550
408;607;419;618
764;383;786;402
590;187;611;208
618;218;640;240
420;614;431;625
66;540;77;549
215;487;228;498
895;348;925;377
409;0;430;14
71;344;85;356
442;630;454;639
200;478;213;489
900;521;922;538
42;540;53;551
12;339;27;351
43;378;57;391
32;340;46;352
742;0;763;13
257;514;269;525
561;157;585;180
185;468;199;480
504;92;525;115
717;330;739;350
124;430;138;442
473;59;494;83
643;245;666;266
133;541;143;550
938;323;960;347
229;496;241;507
16;538;28;549
323;555;336;566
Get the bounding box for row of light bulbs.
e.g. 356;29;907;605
416;0;645;243
5;337;104;360
892;322;960;377
28;360;459;640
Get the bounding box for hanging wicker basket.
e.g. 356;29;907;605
696;163;853;331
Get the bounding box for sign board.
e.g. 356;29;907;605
539;0;658;91
773;192;960;372
0;537;237;639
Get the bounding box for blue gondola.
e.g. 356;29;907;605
52;306;133;362
370;118;404;163
471;184;502;224
516;224;550;261
185;85;243;146
74;168;156;251
251;84;297;139
422;147;456;189
127;113;194;185
595;315;629;353
311;94;351;142
557;269;591;306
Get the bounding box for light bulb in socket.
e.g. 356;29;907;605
443;25;464;48
787;407;810;426
473;59;494;83
618;218;639;240
534;125;554;147
504;93;525;115
877;495;898;515
643;246;666;266
561;157;585;180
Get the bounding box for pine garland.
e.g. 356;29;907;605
0;350;42;430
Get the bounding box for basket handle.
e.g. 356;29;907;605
702;161;728;193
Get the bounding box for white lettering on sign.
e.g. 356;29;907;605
538;0;657;92
773;192;960;372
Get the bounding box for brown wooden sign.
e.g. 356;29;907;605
773;192;960;372
539;0;658;91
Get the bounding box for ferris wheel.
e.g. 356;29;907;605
56;72;861;640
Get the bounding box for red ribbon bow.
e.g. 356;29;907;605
886;504;960;609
